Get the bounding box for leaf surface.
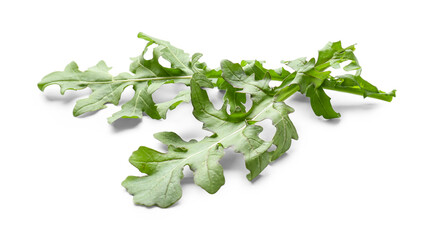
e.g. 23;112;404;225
38;34;204;123
123;65;298;207
281;41;395;118
38;34;396;208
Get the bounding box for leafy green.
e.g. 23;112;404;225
280;41;396;119
38;32;210;123
38;33;396;208
123;65;298;207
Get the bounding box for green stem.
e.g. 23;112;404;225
88;75;193;84
274;82;394;102
98;74;393;102
323;85;395;102
275;84;300;102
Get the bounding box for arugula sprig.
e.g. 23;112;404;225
277;41;396;118
38;33;215;123
38;33;394;122
38;33;396;207
123;65;298;207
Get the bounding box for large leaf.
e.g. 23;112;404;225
38;34;209;123
122;64;298;207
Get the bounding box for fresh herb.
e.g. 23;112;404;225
38;33;395;207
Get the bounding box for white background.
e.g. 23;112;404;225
1;0;435;239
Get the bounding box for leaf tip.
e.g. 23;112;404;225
137;32;154;43
246;173;255;181
107;116;116;124
37;82;45;92
121;175;136;187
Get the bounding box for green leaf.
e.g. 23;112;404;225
242;60;290;81
137;32;193;75
123;63;298;207
38;61;113;94
315;41;360;73
107;81;162;123
281;41;395;119
221;60;273;101
323;74;396;101
38;34;396;208
215;77;247;113
289;58;331;94
39;34;198;123
282;57;307;71
122;138;225;208
306;85;340;119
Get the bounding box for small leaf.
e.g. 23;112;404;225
138;32;193;75
107;81;162;123
306;85;341;119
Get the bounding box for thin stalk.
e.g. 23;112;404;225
91;74;393;102
323;85;395;102
275;84;300;102
87;75;193;84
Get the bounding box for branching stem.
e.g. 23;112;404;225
90;75;392;102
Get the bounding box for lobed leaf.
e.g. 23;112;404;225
123;62;298;207
281;41;395;119
38;34;211;123
38;34;396;208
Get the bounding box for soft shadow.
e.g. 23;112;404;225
180;167;195;187
175;128;210;143
220;149;246;171
334;103;378;112
43;90;89;104
269;152;289;166
153;84;186;103
180;175;194;186
318;117;341;125
250;175;263;184
132;200;180;209
156;142;169;151
288;94;309;103
76;110;101;118
111;118;142;132
319;103;378;124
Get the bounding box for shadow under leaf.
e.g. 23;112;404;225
111;118;142;132
43;89;90;104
